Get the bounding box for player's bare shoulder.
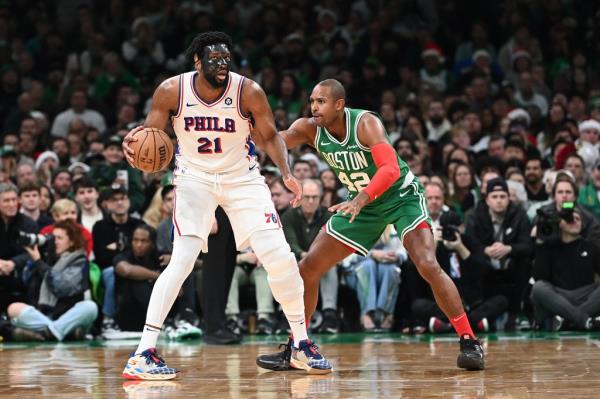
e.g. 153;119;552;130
241;77;263;95
239;77;269;117
357;111;387;147
152;75;180;113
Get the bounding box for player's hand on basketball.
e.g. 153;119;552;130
122;125;145;165
283;174;303;208
329;192;369;223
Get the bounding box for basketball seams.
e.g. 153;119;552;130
136;130;150;169
152;128;159;172
131;127;174;173
157;131;170;171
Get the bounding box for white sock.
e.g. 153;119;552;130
135;235;203;354
136;324;161;354
288;315;308;347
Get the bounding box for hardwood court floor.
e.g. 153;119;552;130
1;332;600;398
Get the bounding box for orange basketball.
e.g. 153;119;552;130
129;127;174;173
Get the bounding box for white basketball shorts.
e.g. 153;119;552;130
172;164;282;253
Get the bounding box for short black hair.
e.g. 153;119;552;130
134;223;157;245
393;137;418;155
51;136;68;146
161;184;175;200
317;79;346;100
505;139;526;152
51;167;72;182
185;31;233;65
73;176;98;193
293;159;311;169
18;181;40;195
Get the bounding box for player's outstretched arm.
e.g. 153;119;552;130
279;117;315;150
356;113;400;200
122;77;179;165
329;113;400;222
243;79;302;207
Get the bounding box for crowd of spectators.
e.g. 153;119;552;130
1;0;600;341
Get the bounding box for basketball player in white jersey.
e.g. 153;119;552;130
121;32;331;379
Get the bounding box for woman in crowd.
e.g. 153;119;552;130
7;219;97;341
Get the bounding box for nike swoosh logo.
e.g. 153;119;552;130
249;164;257;171
186;102;198;107
320;142;331;146
399;190;410;198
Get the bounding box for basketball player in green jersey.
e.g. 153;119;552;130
256;79;485;371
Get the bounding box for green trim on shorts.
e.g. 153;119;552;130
325;218;369;256
398;181;430;241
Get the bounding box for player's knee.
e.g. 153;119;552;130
298;252;328;282
249;230;304;300
299;258;321;284
249;230;295;273
415;257;442;282
169;235;205;275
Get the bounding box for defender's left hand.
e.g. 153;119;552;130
329;192;370;223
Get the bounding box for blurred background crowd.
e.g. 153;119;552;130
1;0;600;343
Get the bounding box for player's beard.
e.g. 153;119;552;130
204;70;228;88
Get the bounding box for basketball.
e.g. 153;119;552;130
129;127;174;173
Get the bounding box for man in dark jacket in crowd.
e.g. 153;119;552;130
411;210;508;333
466;177;534;330
531;206;600;331
92;184;141;334
0;183;38;313
535;175;600;242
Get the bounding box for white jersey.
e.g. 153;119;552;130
171;71;256;174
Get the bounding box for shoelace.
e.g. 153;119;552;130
300;341;321;357
145;350;166;367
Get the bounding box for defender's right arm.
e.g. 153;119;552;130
122;77;179;165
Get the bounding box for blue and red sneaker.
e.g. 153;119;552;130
290;339;333;374
122;348;178;380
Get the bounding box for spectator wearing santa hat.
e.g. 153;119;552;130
453;49;504;87
576;119;600;176
419;42;450;94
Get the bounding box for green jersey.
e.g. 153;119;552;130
314;107;412;204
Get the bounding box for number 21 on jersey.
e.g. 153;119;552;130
197;137;222;154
